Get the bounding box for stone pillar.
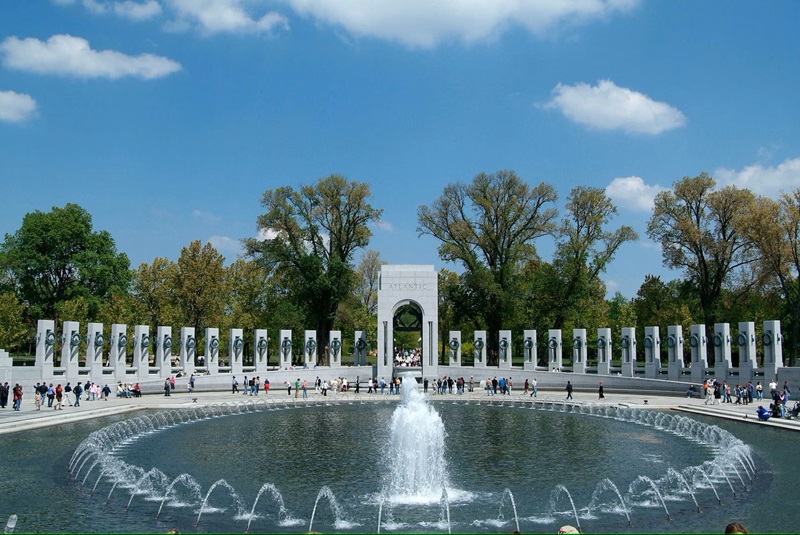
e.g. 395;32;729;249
523;329;537;371
571;329;587;374
666;325;685;381
62;321;81;380
279;329;292;369
448;331;461;366
180;327;196;376
205;327;220;375
87;322;105;379
0;349;13;385
547;329;563;371
689;324;708;383
354;330;367;366
133;325;150;379
712;323;732;381
737;322;756;382
620;327;636;377
230;328;244;376
473;330;487;369
596;328;611;375
155;326;172;378
254;329;269;373
643;326;661;379
110;324;127;382
304;330;318;368
498;330;512;370
35;319;56;377
762;320;783;377
329;330;342;368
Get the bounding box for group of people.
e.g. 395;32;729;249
486;376;513;395
0;382;24;410
393;348;421;367
422;375;471;394
116;382;141;398
755;378;797;420
231;375;270;395
0;380;128;411
701;378;763;405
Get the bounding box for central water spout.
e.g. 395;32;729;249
383;374;449;503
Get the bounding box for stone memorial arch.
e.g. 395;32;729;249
376;265;439;382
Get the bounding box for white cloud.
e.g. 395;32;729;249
0;34;181;79
56;0;163;20
114;0;163;20
715;157;800;198
166;0;288;34
606;176;667;212
0;90;37;122
638;239;660;250
192;209;221;223
208;235;243;258
373;219;394;232
257;227;280;240
284;0;638;48
545;79;686;134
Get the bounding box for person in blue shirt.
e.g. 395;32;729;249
756;405;770;421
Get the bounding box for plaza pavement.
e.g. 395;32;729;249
1;385;798;436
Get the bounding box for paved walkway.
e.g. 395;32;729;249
2;387;798;435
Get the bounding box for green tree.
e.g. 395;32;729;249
131;257;179;329
647;174;758;328
0;203;131;324
632;275;693;363
537;186;637;330
245;175;382;364
745;191;800;364
418;170;558;363
172;240;227;340
355;249;385;317
0;291;30;353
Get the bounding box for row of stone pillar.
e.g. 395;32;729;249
33;320;371;382
446;320;783;382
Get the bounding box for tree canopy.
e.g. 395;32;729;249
0;203;131;324
244;174;382;363
647;173;757;327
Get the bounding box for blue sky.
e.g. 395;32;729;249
1;0;799;298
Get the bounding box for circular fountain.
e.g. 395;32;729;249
66;380;763;533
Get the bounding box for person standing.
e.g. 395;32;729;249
12;383;22;411
34;383;42;411
302;379;308;398
163;378;171;396
189;374;196;392
565;380;573;400
598;381;605;399
0;381;9;408
55;384;63;410
530;377;538;398
232;376;239;394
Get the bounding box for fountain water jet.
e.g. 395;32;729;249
629;476;671;521
245;483;298;533
383;374;449;503
308;485;348;532
156;474;202;519
499;488;520;533
549;485;582;533
195;479;244;526
587;478;630;526
666;468;701;513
